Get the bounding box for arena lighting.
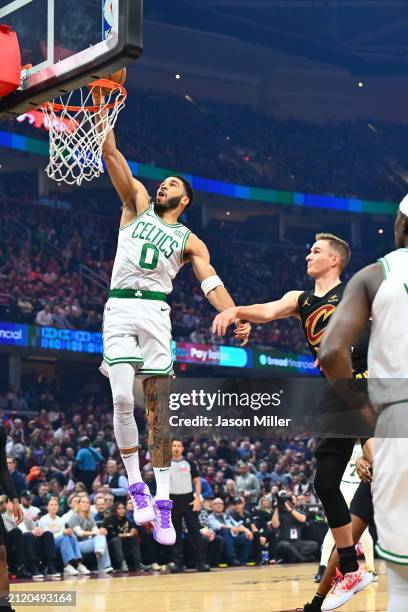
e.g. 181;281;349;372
358;81;364;87
175;73;181;79
378;228;384;234
226;211;231;216
0;130;398;215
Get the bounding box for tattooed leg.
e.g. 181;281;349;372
143;376;172;467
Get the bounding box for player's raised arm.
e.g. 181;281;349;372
184;233;251;345
212;291;302;338
92;90;150;225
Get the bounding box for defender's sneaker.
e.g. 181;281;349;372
322;567;374;611
152;499;176;545
128;482;155;524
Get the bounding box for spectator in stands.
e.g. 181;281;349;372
38;497;90;576
103;492;115;514
207;498;252;566
103;502;142;572
252;496;277;563
197;500;225;567
35;305;54;327
31;483;50;514
45;445;69;481
13;498;60;578
235;463;260;507
96;460;128;504
74;437;103;493
19;491;40;523
61;493;81;525
271;492;319;564
0;495;32;579
92;495;108;527
6;458;26;497
200;477;213;500
68;496;113;573
228;496;261;564
256;461;273;484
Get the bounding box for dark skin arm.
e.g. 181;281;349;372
319;263;383;378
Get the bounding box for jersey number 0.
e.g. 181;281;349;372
139;243;159;270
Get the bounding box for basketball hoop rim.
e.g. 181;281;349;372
41;79;127;113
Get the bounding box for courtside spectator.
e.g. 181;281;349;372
207;498;252;566
38;497;90;576
68;496;113;573
6;458;26;497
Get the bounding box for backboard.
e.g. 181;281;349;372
0;0;142;118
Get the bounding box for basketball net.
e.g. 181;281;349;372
41;79;126;186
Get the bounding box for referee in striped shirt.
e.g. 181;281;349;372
169;439;210;572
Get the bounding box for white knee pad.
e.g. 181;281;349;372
109;363;139;449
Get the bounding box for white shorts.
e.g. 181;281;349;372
100;297;173;377
372;402;408;565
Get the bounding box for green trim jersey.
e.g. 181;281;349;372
110;203;191;294
341;443;362;486
369;248;408;406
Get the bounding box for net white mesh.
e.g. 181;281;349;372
41;82;126;186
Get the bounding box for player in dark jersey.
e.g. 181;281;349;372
302;439;375;612
213;232;373;605
0;425;23;612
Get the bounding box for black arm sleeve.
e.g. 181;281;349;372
0;427;17;501
188;461;200;480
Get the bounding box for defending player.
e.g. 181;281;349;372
303;439;375;612
95;98;250;546
314;441;374;584
320;199;408;611
212;233;373;604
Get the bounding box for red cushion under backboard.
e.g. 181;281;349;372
0;0;142;119
0;24;21;97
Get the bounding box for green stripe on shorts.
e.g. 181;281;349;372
109;288;167;301
376;544;408;565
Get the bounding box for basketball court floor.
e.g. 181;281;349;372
12;563;388;612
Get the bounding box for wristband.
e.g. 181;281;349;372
201;275;224;297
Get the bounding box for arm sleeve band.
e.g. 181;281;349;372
201;275;224;297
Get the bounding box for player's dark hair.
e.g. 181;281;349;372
174;175;194;210
315;232;351;272
172;437;184;446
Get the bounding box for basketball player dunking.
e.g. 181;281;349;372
212;233;373;608
94;93;250;546
320;200;408;611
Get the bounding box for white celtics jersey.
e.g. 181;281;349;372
368;248;408;406
341;443;362;485
110;204;191;294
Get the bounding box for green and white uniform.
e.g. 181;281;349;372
370;248;408;565
101;203;191;376
340;443;362;504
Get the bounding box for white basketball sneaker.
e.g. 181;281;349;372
128;482;155;524
322;567;374;611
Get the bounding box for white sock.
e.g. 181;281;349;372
122;452;142;486
153;467;171;499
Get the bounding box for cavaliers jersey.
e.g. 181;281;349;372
298;282;370;376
